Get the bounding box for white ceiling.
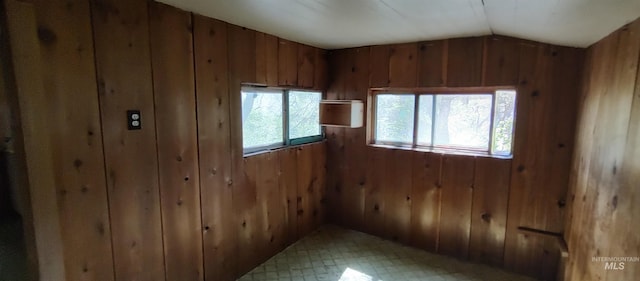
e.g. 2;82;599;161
157;0;640;49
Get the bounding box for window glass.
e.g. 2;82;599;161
289;91;322;139
241;89;283;150
433;94;493;150
492;90;517;155
417;95;434;145
375;94;415;144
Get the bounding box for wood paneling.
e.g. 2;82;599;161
193;15;237;281
31;0;114;279
409;152;442;252
447;37;484;86
9;0;328;280
564;19;640;281
297;44;315;88
2;1;65;279
90;0;165;279
149;3;202;281
439;155;474;259
389;43;418;87
470;157;511;266
417;40;446;87
278;38;298;86
326;35;584;280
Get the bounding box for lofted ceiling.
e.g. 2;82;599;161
157;0;640;49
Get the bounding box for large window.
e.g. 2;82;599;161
371;88;516;157
242;87;322;154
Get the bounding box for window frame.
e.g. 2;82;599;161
367;86;516;158
242;86;324;155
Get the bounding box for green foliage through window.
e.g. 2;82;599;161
241;87;322;154
372;89;516;157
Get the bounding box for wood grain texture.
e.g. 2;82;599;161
469;157;511;266
438;155;474;259
447;37;484;86
297;44;315;88
278;38;297;86
149;3;202;281
90;0;165;279
483;36;520;86
278;148;299;244
2;1;65;279
417;40;446;87
314;49;328;90
31;0;114;279
193;15;237;281
326;35;583;280
369;45;391;87
383;149;413;243
388;43;417;87
564;19;640;281
410;152;442;252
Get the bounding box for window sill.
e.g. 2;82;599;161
367;143;513;160
243;139;326;158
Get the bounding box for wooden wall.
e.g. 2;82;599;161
326;36;584;280
12;0;328;280
564;18;640;281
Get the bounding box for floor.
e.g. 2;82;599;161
237;225;538;281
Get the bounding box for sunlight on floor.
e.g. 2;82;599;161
338;267;377;281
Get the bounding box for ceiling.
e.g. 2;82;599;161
157;0;640;49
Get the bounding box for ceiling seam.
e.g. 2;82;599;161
480;0;495;35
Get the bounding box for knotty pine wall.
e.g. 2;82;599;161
325;37;584;280
564;18;640;281
18;0;327;280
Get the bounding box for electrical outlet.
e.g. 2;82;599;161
127;110;141;130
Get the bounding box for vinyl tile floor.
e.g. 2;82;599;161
237;225;539;281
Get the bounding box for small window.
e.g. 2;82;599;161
289;90;322;143
370;88;516;157
241;87;323;154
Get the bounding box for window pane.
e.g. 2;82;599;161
289;91;321;139
433;94;492;150
417;95;434;145
375;94;415;143
241;89;283;149
492;90;517;155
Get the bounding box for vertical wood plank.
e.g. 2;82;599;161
31;0;114;279
90;0;165;279
2;1;65;279
265;34;279;86
410;152;442;252
417;40;446;87
277;148;298;244
296;146;314;236
388;43;418;87
255;32;279;86
255;32;267;85
369;45;390;87
383;149;413;243
469;157;511;266
314;48;328;91
363;148;388;237
447;37;484;86
297;44;315;88
149;3;202;281
193;15;236;281
278;38;298;86
227;23;258;277
483;36;520;86
438;155;474;259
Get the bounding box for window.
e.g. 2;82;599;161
371;88;516;157
241;87;322;154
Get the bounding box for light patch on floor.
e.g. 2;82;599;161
237;225;539;281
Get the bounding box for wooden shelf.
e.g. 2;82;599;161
319;100;363;128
